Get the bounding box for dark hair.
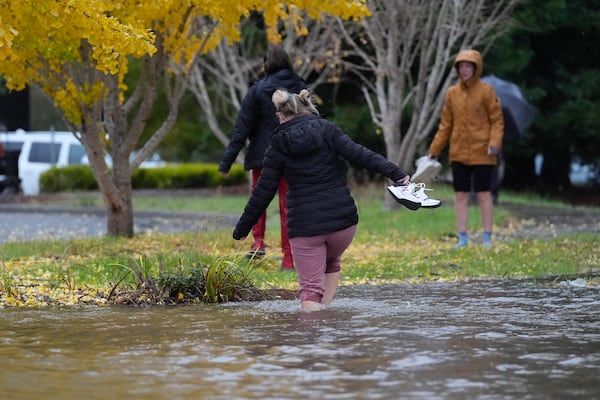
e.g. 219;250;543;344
264;46;293;75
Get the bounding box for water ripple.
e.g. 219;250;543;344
0;281;598;399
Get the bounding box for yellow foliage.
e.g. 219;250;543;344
0;0;369;125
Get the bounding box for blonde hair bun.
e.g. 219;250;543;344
299;89;311;103
272;88;319;117
272;89;289;110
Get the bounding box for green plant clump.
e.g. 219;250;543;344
104;253;263;305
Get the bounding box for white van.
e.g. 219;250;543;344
0;129;86;195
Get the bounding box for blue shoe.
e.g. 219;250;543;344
453;232;468;249
453;239;468;249
482;232;492;248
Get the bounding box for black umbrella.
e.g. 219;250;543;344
482;75;535;140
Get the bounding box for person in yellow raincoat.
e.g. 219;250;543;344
427;49;504;248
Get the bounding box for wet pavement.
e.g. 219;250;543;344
0;204;238;243
0;188;598;243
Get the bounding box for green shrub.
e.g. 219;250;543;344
40;166;98;192
131;163;247;189
40;163;247;193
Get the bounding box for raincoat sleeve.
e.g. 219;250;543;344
485;88;504;150
428;91;453;157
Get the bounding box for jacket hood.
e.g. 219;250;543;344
270;115;325;157
454;49;483;84
261;69;304;92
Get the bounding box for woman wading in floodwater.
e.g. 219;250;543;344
233;89;411;311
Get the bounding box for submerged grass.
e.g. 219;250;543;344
1;183;598;307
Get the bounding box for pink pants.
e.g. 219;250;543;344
290;224;357;303
250;169;293;268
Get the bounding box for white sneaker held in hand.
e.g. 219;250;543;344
411;183;441;208
387;184;422;210
412;156;442;183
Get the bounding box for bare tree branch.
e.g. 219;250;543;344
336;0;519;173
186;14;350;165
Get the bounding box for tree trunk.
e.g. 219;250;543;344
76;73;138;237
382;122;403;211
75;43;180;238
77;121;136;237
104;179;134;237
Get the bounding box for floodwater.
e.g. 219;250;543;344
1;281;599;400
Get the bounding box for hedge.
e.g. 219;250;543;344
39;163;248;193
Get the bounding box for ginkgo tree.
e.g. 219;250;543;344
0;0;369;236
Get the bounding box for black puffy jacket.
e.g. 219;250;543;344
233;115;408;239
218;69;306;173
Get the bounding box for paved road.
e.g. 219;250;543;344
1;192;598;244
0;204;238;243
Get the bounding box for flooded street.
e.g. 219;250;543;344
1;281;599;399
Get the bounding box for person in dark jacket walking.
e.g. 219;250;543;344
233;89;411;311
219;46;306;269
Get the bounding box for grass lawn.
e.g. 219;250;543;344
1;183;598;307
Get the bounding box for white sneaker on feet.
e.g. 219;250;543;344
387;185;422;210
411;183;441;208
412;156;442;183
